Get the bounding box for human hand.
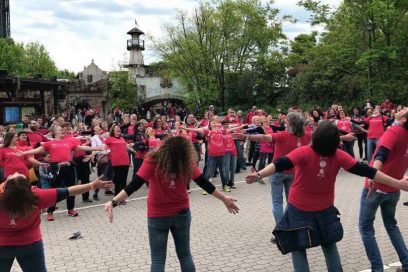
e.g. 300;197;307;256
223;196;239;214
245;167;258;184
398;176;408;191
104;201;114;223
91;175;113;190
341;133;356;142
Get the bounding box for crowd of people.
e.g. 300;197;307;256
0;98;407;272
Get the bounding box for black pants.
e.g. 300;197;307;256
248;141;260;166
47;165;76;213
113;165;129;196
94;162;109;196
134;158;143;174
193;143;201;162
74;157;91;200
258;152;273;170
342;140;355;158
356;133;366;159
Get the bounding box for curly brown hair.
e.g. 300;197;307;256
149;136;197;184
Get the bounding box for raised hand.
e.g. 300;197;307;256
91;175;113;190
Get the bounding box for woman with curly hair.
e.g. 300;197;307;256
104;136;239;272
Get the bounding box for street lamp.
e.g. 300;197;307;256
366;20;374;98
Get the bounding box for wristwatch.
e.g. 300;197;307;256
111;200;118;208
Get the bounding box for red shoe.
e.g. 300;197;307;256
68;210;78;217
47;213;54;221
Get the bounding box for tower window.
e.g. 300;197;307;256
87;75;93;83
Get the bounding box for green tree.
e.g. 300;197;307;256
108;71;136;110
23;42;58;78
155;0;285;110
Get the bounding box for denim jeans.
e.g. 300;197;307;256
234;140;246;171
367;138;379;162
270;172;294;223
204;155;228;187
223;152;237;186
148;210;195;272
292;242;342;272
258;152;273;170
0;240;46;272
359;187;408;272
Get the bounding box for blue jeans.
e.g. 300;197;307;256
292;242;342;272
359;187;408;272
235;141;246;171
148;210;195;272
223;152;237;186
367;138;379;162
0;240;46;272
270;172;294;223
204;155;228;187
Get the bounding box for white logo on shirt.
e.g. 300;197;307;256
296;138;302;147
9;218;16;227
168;174;176;189
317;157;328;179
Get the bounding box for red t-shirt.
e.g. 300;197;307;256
260;126;274;153
365;115;388;139
287;146;357;211
148;137;162;150
272;131;312;173
0;147;31;179
223;132;237;156
336;119;352;134
42;139;78;163
63;135;86;158
0;188;57;246
137;157;202;217
104;137;130;166
365;126;408;192
27;131;49;148
187;124;199;143
204;128;225;157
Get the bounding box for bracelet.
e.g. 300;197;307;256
111;199;118;208
256;172;262;182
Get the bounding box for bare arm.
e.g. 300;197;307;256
19;146;45;156
184;127;205;134
246;134;273;142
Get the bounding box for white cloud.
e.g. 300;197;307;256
9;0;340;73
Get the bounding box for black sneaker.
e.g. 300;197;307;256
403;202;408;206
93;194;99;201
229;184;236;189
271;236;277;244
104;190;114;195
83;199;93;203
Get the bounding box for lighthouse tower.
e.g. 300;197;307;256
126;20;145;78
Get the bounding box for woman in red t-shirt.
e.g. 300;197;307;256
0;173;111;272
0;132;44;181
364;105;389;162
104;136;239;272
245;121;408;272
104;125;132;198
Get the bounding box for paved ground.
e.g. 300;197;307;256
11;167;408;272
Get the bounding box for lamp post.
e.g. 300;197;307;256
366;20;374;98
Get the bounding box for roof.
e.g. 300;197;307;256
127;26;144;35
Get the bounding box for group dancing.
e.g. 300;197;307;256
0;101;407;272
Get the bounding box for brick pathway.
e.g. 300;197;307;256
11;169;408;272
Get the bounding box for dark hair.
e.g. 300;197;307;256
3;132;16;148
109;124;120;137
152;118;163;129
0;176;38;218
150;136;197;184
311;121;340;156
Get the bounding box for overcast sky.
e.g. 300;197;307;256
9;0;340;73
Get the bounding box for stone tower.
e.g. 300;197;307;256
126;20;145;78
